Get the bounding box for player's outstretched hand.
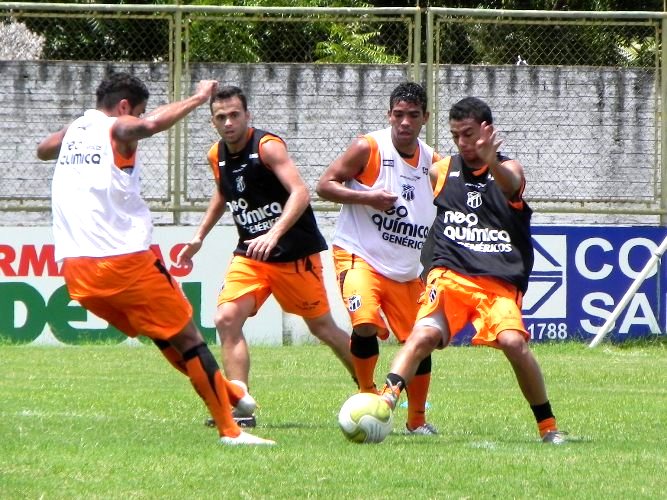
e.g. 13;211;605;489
175;239;203;270
476;121;503;167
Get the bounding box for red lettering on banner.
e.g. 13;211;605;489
17;245;61;277
0;244;17;276
169;243;190;277
150;244;165;263
149;243;191;277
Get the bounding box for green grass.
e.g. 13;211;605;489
1;341;666;499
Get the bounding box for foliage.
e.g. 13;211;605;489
314;23;402;63
431;0;660;66
14;0;407;64
187;0;405;63
404;0;663;8
20;0;172;62
7;0;664;65
617;36;659;67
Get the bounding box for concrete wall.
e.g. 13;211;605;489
0;61;660;227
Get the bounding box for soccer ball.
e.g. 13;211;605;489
338;392;394;444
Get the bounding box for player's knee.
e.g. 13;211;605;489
214;307;243;335
351;330;379;358
182;343;220;375
353;324;377;337
498;330;528;360
406;328;440;355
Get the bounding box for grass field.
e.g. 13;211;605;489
1;340;666;499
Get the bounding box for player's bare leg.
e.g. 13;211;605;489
214;294;256;385
304;312;355;378
381;325;442;409
497;329;564;444
497;330;548;404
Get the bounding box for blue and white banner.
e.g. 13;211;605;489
523;226;666;343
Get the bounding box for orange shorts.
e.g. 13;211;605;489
218;253;330;319
333;246;423;343
417;267;529;348
62;250;192;340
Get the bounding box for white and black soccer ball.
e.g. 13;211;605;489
338;392;394;444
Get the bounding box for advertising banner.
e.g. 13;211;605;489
0;227;283;346
522;226;665;343
1;226;664;345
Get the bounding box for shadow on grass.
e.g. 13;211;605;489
262;421;332;430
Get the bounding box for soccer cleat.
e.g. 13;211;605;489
230;380;257;417
219;431;276;446
205;380;258;428
541;430;568;445
204;409;257;429
232;407;257;428
379;383;401;411
406;422;438;435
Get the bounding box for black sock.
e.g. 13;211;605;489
385;373;406;392
530;401;555;423
350;331;379;359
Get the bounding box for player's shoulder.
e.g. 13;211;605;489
258;130;287;152
497;153;513;164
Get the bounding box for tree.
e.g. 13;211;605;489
18;0;408;64
187;0;406;63
20;0;171;62
420;0;662;66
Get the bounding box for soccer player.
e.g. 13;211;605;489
380;96;567;444
36;72;274;446
316;82;440;435
176;85;355;427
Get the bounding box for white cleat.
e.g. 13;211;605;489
219;431;276;446
406;422;438;435
541;430;568;445
231;380;257;417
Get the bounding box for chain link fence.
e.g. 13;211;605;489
428;9;662;215
0;4;664;221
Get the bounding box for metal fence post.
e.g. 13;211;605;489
425;7;434;147
172;7;183;225
661;15;667;225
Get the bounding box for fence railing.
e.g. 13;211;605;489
427;8;664;216
1;3;664;222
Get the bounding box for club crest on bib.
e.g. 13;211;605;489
401;184;415;201
467;191;482;209
429;286;437;303
347;294;362;312
236;176;246;193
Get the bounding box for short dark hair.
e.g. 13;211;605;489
210;85;248;112
449;96;493;124
389;82;427;114
95;72;149;110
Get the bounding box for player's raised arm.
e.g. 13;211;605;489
476;120;524;200
36;125;69;161
112;80;218;144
